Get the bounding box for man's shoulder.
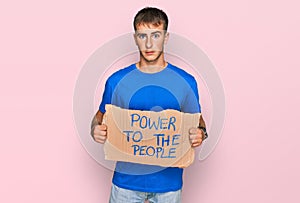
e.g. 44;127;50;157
107;64;135;83
168;63;196;82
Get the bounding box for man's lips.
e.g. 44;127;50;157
145;51;155;55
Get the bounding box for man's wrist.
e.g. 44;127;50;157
198;126;208;140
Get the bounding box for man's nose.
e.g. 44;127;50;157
145;37;153;49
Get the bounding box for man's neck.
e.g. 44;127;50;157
136;54;168;73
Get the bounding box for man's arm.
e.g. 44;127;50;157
198;115;206;129
189;115;207;147
91;110;108;144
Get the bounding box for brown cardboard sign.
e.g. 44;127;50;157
103;104;200;168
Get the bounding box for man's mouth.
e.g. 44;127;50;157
145;51;155;55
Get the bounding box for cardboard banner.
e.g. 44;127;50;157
103;104;200;168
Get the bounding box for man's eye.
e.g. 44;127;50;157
138;34;146;39
152;34;160;39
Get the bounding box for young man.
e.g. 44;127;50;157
91;7;207;203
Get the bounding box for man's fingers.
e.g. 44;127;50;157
189;134;197;141
190;135;201;143
189;127;203;147
94;127;107;136
94;125;107;133
92;124;108;144
94;134;107;141
98;124;107;130
95;140;105;144
191;140;202;147
189;127;198;134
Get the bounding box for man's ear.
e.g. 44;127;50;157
164;32;169;45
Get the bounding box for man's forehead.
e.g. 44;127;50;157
135;29;165;34
135;23;166;34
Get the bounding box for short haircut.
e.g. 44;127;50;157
133;7;168;31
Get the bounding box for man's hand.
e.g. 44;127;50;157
91;110;107;144
92;124;108;144
189;127;205;147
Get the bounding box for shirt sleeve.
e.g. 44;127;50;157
99;79;113;113
181;77;201;113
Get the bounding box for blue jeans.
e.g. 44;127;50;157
109;184;182;203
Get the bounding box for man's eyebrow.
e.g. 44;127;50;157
151;31;163;34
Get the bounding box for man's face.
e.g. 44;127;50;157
134;23;169;63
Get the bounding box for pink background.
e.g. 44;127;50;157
1;0;299;202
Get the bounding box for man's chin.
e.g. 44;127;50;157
141;56;157;62
141;52;162;63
